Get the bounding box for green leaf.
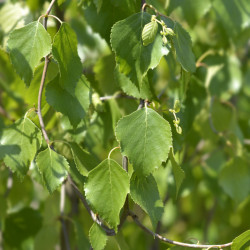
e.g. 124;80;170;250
89;223;107;250
130;173;163;230
219;157;250;203
212;0;250;38
36;147;69;194
7;21;51;85
3;207;42;247
84;159;130;230
142;20;158;46
111;12;169;87
69;142;98;176
0;117;42;178
52;22;82;92
46;75;91;128
172;22;196;73
114;67;155;100
169;147;185;197
116;107;172;176
83;0;140;42
232;230;250;250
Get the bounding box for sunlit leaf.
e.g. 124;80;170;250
0;117;42;178
84;159;130;230
7;21;51;85
111;12;169;86
142;20;158;46
232;230;250;250
116;107;172;176
36;147;69;194
89;223;107;250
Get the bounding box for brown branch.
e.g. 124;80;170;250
37;1;71;249
37;0;57;145
128;211;232;249
67;175;115;236
37;56;50;144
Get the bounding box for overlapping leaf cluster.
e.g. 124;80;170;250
0;0;250;249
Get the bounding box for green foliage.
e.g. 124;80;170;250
7;21;51;85
111;12;169;87
89;223;107;250
84;159;130;230
172;22;196;73
0;0;250;249
36;147;69;194
232;230;250;250
141;18;158;46
0;117;42;178
46;75;91;128
130;173;163;230
52;22;82;92
116;107;172;176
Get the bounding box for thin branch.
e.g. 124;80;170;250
137;99;145;110
37;1;71;248
37;0;57;145
37;56;50;144
60;183;71;250
128;211;232;249
67;175;115;236
46;0;57;15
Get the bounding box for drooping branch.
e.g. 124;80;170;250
128;211;232;249
37;1;71;249
37;0;57;145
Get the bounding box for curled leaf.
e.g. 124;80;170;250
142;20;158;46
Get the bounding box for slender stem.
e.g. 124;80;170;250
108;146;120;159
37;0;57;145
37;56;50;144
48;14;63;24
128;211;232;249
37;1;71;248
60;183;71;250
67;175;115;236
46;0;57;15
